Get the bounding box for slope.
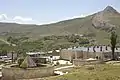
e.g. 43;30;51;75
0;6;119;44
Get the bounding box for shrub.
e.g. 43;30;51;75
17;58;24;67
56;61;60;65
20;58;28;69
86;66;94;70
20;61;28;69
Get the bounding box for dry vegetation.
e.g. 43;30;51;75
44;64;120;80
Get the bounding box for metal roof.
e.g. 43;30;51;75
67;46;120;53
26;52;45;55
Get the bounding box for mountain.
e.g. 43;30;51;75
0;6;120;44
92;6;120;31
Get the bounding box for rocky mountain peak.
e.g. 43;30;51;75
103;6;118;13
91;6;119;31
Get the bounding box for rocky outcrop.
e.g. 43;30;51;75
92;6;119;31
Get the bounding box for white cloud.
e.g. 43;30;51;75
0;14;38;24
0;14;8;20
63;14;89;20
13;16;37;24
13;16;33;21
70;14;87;19
0;13;90;25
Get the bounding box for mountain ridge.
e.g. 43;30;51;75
0;6;120;44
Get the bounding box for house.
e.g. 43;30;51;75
26;52;47;64
46;50;60;61
47;50;60;56
26;51;61;64
7;53;17;60
0;53;17;62
0;56;11;62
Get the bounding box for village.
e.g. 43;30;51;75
0;1;120;80
0;44;120;80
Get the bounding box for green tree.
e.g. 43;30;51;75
110;31;118;60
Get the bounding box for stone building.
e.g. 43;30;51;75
60;49;84;61
60;46;120;62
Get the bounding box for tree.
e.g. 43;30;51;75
7;36;13;42
110;31;117;60
17;58;24;67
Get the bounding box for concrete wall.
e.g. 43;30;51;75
2;66;54;80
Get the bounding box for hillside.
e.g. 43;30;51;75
0;6;120;44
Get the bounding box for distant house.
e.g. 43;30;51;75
26;52;46;57
26;50;61;64
47;50;60;56
26;52;47;64
0;56;11;62
47;50;60;60
7;53;17;60
0;53;17;62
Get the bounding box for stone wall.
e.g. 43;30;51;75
73;59;103;66
60;49;84;61
60;50;74;61
2;66;54;80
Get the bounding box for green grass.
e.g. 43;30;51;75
47;64;120;80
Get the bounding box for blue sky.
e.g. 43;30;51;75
0;0;120;24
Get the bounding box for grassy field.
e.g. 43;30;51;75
46;64;120;80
